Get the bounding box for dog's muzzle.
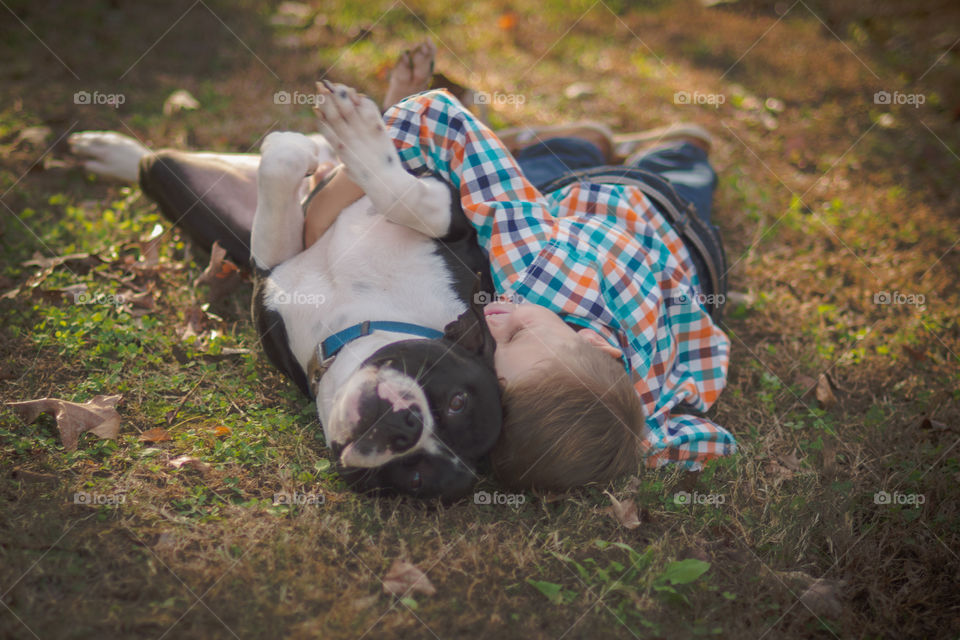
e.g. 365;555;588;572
327;364;433;468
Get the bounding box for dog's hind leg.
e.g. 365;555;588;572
251;132;327;271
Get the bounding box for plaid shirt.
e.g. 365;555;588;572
384;90;736;469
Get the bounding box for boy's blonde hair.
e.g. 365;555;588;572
489;340;645;491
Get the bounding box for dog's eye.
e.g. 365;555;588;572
447;392;466;414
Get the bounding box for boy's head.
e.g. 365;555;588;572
483;302;644;490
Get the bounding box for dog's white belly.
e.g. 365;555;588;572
263;196;465;372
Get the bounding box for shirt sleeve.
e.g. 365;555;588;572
382;90;553;294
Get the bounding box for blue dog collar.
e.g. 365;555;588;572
306;321;445;398
321;321;444;360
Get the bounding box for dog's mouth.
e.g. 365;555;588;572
327;364;434;468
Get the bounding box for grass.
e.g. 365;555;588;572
2;0;959;638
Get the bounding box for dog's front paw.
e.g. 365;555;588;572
313;81;400;188
259;131;322;183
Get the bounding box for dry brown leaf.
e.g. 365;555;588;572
7;395;121;451
497;12;517;30
603;490;641;529
139;427;172;443
919;416;955;434
193;242;245;302
382;559;436;597
213;426;231;437
765;460;794;483
816;373;838;409
799;578;845;618
168;455;210;472
350;594;380;611
780;450;802;472
178;305;207;341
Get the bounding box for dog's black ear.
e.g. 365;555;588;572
443;275;496;366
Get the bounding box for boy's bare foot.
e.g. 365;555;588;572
383;39;436;108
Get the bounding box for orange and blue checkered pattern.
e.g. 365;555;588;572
384;90;736;469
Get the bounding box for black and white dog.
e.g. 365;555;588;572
69;83;502;500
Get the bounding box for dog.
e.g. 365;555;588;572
68;84;502;501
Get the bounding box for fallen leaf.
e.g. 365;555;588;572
162;89;201;116
13;125;53;148
902;345;927;361
765;460;794;483
178;305;207;341
382;559;436;597
918;416;951;432
780;450;802;472
603;490;641;529
497;12;518;30
213;425;231;437
799;578;845;618
351;594;380;610
7;395;121;451
139;427;172;443
168;455;210;472
564;82;595;100
193;242;245;302
815;373;838;409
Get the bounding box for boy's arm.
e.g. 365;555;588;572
382;90;554;291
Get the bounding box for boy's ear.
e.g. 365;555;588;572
442;276;497;366
577;328;622;361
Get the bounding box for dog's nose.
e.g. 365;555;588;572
352;393;423;455
390;406;423;451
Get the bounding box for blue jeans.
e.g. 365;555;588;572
513;137;717;225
